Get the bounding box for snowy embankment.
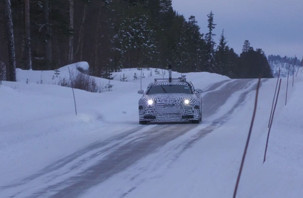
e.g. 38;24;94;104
0;62;303;197
0;63;227;184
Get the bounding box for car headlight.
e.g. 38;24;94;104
147;99;154;106
184;99;190;105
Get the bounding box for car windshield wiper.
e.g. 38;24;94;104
160;85;167;93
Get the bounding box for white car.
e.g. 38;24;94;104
138;76;202;124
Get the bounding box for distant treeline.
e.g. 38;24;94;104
0;0;273;81
268;55;303;66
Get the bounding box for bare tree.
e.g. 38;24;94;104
68;0;74;63
4;0;16;81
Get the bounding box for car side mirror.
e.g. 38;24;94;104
138;90;144;94
195;89;203;94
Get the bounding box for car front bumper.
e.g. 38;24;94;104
139;105;200;123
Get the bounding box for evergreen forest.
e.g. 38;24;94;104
0;0;273;81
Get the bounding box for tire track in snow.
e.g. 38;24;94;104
86;79;262;198
117;79;261;196
0;126;147;196
35;124;199;198
1;124;199;198
176;79;263;155
1;79;264;198
49;79;258;198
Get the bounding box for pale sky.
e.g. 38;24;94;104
172;0;303;57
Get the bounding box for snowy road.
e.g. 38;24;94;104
1;79;259;198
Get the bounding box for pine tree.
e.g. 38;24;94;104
226;48;240;77
0;0;275;78
242;40;251;53
205;11;216;71
178;16;205;72
215;30;228;73
159;0;172;13
115;8;158;69
239;47;272;78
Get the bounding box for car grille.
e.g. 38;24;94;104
155;103;181;114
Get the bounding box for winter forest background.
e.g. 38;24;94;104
1;0;301;81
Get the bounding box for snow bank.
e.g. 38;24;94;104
0;62;302;197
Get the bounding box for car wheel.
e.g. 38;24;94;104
192;111;202;123
192;119;200;124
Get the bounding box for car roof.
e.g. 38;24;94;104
147;76;194;89
151;82;190;87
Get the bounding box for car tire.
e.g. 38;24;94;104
192;119;200;124
192;111;202;123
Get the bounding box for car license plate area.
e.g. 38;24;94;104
157;113;181;120
156;104;181;114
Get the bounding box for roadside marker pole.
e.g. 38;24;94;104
292;65;295;87
268;69;280;128
285;65;290;106
263;79;282;163
233;78;261;198
68;66;78;116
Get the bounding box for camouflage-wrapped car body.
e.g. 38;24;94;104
138;77;202;124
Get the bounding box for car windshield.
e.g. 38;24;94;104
147;84;193;94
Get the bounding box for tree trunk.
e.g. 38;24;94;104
25;0;32;70
68;0;74;63
0;61;6;81
44;0;52;69
4;0;16;81
94;4;102;75
75;2;87;61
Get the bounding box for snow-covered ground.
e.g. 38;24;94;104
0;62;303;197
